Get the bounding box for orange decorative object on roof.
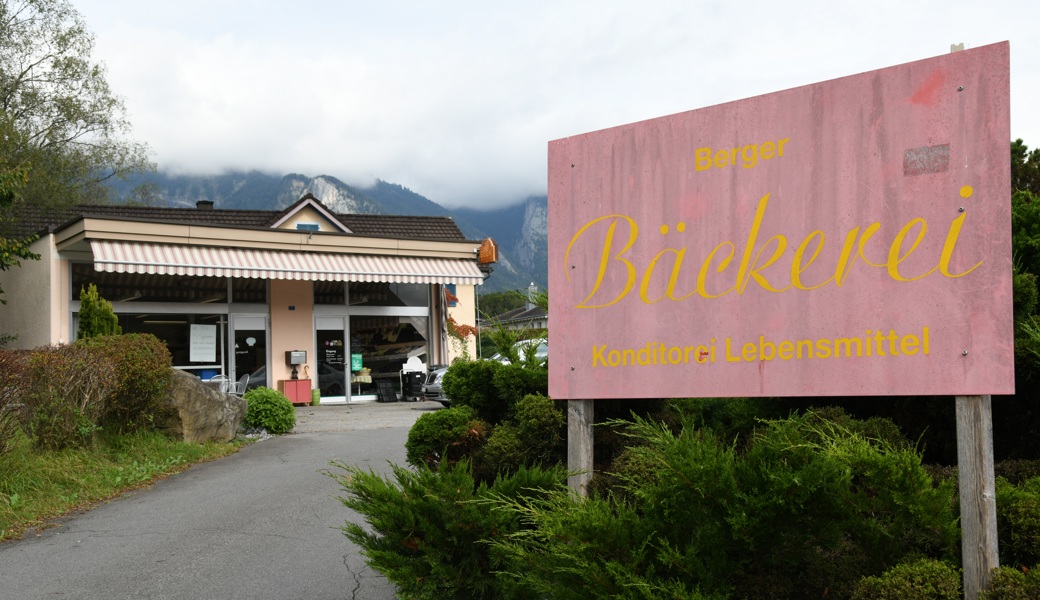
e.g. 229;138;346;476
478;238;499;264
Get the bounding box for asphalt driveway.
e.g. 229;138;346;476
0;401;441;600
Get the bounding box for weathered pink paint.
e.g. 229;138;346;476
548;42;1013;399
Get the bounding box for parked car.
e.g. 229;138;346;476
490;339;548;366
422;365;450;407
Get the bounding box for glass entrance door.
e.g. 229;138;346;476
316;316;349;403
231;316;267;392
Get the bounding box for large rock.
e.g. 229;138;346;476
162;370;246;443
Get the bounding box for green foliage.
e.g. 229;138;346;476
20;344;116;449
995;476;1040;569
477;290;526;320
0;349;28;456
982;565;1040;600
328;460;567;600
1012;139;1040;196
405;406;488;469
242;387;295;434
77;284;121;339
0;0;152;215
489;411;959;600
850;559;961;600
480;394;565;477
441;359;503;421
76;334;172;432
0;166;40;304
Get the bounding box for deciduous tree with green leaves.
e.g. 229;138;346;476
0;0;152;222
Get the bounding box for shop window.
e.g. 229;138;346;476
314;281;346;305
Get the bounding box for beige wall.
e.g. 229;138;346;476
268;280;315;388
0;235;66;349
447;284;478;361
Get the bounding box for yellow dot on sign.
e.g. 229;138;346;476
677;222;686;232
660;224;669;235
960;185;973;199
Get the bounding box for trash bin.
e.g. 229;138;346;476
401;371;424;402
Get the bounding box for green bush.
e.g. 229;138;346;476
77;334;173;432
489;411;959;600
329;459;567;600
440;359;503;422
982;565;1040;599
77;284;121;339
242;387;295;434
480;394;564;477
996;476;1040;568
491;364;548;413
21;344;117;449
0;349;29;456
405;405;487;468
850;559;961;599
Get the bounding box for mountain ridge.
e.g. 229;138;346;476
109;171;547;293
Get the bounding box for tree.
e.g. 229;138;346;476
1012;139;1040;196
0;0;152;226
0;165;39;306
77;283;120;339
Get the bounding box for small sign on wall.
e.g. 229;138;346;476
351;353;363;372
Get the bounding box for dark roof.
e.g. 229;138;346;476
486;305;548;325
6;200;469;242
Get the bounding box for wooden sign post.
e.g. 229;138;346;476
956;394;1000;599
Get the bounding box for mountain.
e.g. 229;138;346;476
107;171;548;293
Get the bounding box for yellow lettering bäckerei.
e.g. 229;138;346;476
564;193;982;309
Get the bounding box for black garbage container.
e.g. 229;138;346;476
401;371;424;402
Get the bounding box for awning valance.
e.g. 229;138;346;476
90;240;485;285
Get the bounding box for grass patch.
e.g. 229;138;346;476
0;430;248;541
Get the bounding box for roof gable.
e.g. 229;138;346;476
266;193;352;233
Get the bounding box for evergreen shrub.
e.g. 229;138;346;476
982;565;1040;599
77;284;121;339
405;405;487;468
480;394;564;477
489;411;959;600
440;359;502;422
242;387;295;434
77;334;172;432
996;476;1040;568
329;460;567;600
849;559;961;600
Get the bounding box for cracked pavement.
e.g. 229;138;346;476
0;402;438;599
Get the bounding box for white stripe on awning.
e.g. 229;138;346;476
90;241;485;285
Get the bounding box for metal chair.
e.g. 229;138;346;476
230;374;249;396
206;374;231;393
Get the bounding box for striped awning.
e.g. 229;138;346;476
90;240;485;285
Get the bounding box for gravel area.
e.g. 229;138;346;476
291;400;443;433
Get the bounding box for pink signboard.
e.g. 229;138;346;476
548;42;1013;399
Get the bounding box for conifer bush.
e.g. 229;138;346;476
982;564;1040;599
405;405;487;468
329;460;566;600
242;387;295;434
849;559;961;600
995;476;1040;569
487;411;959;600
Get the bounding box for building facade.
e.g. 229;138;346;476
0;194;489;404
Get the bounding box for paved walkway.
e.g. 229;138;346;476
0;401;441;600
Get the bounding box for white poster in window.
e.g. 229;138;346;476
190;324;217;363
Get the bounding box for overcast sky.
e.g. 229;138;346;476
73;0;1039;210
